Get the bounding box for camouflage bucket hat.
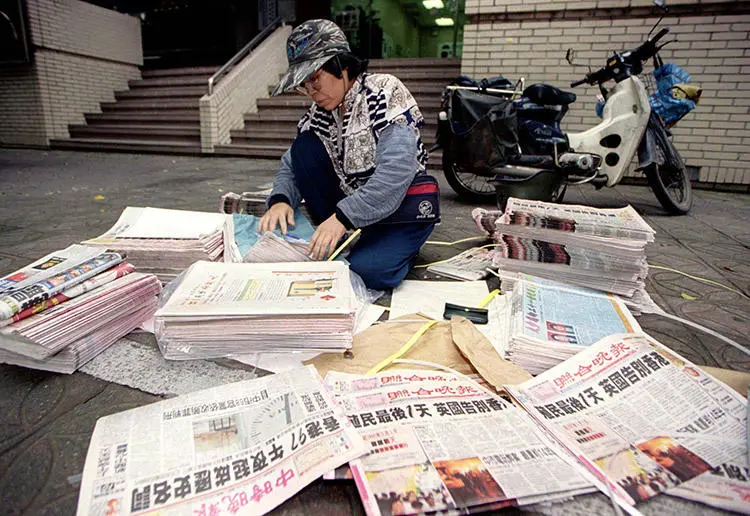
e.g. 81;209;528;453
272;19;350;96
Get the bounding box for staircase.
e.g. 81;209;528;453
50;67;218;154
214;58;460;167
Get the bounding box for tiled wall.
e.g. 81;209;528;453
462;0;750;185
0;0;142;146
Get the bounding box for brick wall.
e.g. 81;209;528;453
461;0;750;186
0;0;142;147
200;25;292;153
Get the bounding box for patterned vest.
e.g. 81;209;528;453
297;73;428;195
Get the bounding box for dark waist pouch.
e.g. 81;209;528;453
379;174;441;225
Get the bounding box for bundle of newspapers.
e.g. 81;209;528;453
76;366;368;516
496;274;642;375
426;246;493;281
223;210;315;264
154;260;357;359
473;198;655;298
0;245;161;373
83;206;226;282
324;369;596;514
508;333;748;514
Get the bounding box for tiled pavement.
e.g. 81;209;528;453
0;149;747;515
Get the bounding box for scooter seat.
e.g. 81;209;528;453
523;83;577;106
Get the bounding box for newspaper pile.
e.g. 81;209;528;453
223;211;315;264
0;245;161;373
324;369;596;515
426;247;493;281
83;207;226;282
508;333;748;514
76;366;367;516
154;261;357;359
221;189;273;216
496;274;642;375
473;199;655;297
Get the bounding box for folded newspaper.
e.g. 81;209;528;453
0;245;161;373
426;247;493;281
325;369;597;515
154;260;357;359
473;199;655;299
76;366;368;515
497;274;641;374
83;207;226;282
507;333;747;514
222;211;315;264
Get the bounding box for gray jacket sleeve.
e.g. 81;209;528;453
336;124;419;228
268;148;302;209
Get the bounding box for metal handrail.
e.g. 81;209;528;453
207;17;285;95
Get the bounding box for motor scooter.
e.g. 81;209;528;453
437;4;695;214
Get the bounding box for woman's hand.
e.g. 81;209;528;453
308;214;347;260
259;202;295;234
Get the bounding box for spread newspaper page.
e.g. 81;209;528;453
325;369;595;515
507;333;747;515
76;366;367;515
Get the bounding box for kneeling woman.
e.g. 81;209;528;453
259;19;438;290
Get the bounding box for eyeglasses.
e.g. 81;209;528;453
295;71;323;96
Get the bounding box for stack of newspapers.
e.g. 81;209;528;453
82;207;226;282
0;245;161;373
426;247;493;281
474;198;655;297
154;260;357;359
497;273;641;375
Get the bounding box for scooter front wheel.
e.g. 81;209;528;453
645;138;693;214
441;150;497;204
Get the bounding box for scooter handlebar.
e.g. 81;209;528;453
570;77;588;88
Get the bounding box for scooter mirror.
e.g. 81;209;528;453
654;0;668;11
565;48;577;65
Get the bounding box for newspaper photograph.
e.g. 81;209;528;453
76;366;367;515
324;370;594;515
507;333;747;513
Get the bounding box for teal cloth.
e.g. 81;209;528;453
233;210;316;257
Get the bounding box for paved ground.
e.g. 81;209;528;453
0;148;748;515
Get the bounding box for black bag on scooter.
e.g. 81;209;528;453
445;89;518;171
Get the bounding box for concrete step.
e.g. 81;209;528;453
228;132;294;147
214;143;443;166
142;66;220;78
214;143;289;158
115;86;206;100
100;99;199;111
50;138;203;155
69;124;201;140
129;76;209;88
85;112;200;124
257;96;441;110
369;58;461;68
243;112;439;128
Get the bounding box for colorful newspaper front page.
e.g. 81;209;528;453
0;244;105;296
508;333;747;515
76;366;367;516
325;370;594;515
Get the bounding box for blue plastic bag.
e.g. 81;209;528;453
648;63;696;125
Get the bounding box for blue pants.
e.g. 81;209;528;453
290;131;434;290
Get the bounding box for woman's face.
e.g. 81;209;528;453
298;68;350;111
